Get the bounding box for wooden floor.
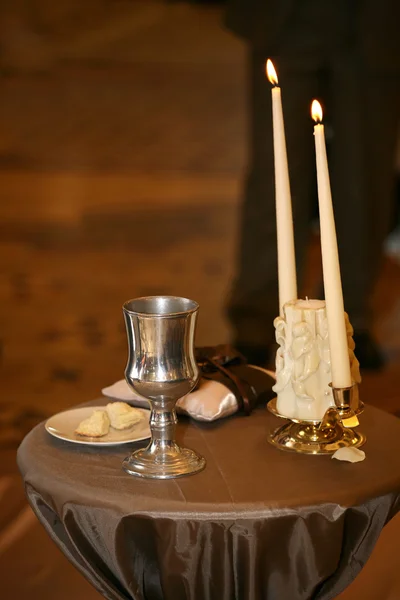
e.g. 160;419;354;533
1;2;400;598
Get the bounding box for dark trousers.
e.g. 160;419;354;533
227;47;399;346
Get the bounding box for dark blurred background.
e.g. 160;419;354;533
1;1;400;598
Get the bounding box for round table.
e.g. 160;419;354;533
18;401;400;600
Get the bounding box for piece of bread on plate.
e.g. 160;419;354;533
106;402;143;430
75;410;110;437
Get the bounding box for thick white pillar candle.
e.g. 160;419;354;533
273;298;334;421
311;100;352;388
267;60;297;316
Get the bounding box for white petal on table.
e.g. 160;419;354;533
332;447;366;463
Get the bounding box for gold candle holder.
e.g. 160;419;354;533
267;383;366;455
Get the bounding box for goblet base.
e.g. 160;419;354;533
123;446;206;479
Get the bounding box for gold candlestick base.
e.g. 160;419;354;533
267;390;366;455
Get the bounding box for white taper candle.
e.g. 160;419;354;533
312;100;352;388
267;59;297;316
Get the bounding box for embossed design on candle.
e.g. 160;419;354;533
291;321;320;399
273;318;291;392
345;316;361;386
273;300;360;421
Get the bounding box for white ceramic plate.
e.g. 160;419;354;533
45;406;151;446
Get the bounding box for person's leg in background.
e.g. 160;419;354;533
227;48;318;365
330;54;400;369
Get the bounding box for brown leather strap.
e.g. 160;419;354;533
208;358;253;415
195;345;256;415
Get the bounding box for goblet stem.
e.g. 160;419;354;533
123;395;206;478
147;398;180;458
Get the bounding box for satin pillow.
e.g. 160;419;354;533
102;367;275;422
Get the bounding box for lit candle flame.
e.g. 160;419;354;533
311;100;323;123
266;59;278;86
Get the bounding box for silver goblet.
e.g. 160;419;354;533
122;296;206;479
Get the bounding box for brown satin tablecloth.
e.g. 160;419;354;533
17;401;400;600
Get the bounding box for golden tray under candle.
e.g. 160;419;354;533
267;393;366;455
